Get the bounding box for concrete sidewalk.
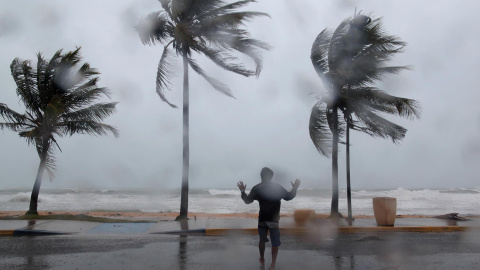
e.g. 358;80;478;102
1;216;479;236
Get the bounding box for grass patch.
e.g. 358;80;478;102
0;214;156;223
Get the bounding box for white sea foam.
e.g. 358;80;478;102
7;192;34;202
208;189;242;196
0;187;479;215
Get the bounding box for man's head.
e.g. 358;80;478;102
260;167;274;182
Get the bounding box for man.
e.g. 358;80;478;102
237;167;301;270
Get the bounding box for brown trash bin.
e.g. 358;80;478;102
372;197;397;226
293;209;316;226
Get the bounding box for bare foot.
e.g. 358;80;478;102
259;257;265;266
269;265;275;270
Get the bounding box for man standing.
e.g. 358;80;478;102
237;167;301;270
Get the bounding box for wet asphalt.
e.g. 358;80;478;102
1;231;480;270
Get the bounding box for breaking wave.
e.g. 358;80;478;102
0;187;479;215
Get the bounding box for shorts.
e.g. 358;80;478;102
258;222;281;247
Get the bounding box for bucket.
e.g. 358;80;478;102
372;197;397;226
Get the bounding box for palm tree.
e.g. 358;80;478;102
135;0;270;220
309;14;421;218
0;48;118;215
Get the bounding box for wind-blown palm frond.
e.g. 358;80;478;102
62;102;118;123
136;12;173;45
187;57;233;97
156;47;178;108
67;84;108;109
350;102;407;143
327;18;351;71
10;59;40;114
62;121;119;138
199;29;270;76
0;103;29;125
347;87;421;120
198;11;269;29
309;101;332;157
311;29;332;78
198;0;257;20
195;44;255;77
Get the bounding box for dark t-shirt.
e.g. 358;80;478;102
241;181;297;223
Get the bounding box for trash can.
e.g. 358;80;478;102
372;197;397;226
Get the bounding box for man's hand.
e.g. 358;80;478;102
237;181;247;192
291;179;301;190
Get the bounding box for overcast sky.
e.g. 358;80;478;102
1;0;479;191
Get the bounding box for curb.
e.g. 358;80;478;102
206;228;257;236
338;226;471;233
201;226;476;236
154;229;207;235
13;230;72;236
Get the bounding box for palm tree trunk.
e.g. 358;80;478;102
177;54;190;220
346;120;353;224
331;107;339;216
26;157;46;215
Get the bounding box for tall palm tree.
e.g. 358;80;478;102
0;48;118;215
309;14;421;218
135;0;270;220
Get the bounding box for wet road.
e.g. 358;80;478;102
1;231;479;269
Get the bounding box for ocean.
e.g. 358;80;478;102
1;187;479;216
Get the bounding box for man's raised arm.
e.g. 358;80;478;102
237;181;255;204
284;179;301;201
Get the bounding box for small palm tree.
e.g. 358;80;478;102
135;0;270;220
309;14;421;218
0;48;118;215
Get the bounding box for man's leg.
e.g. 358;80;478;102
259;241;265;265
269;228;281;270
270;246;278;270
258;226;269;266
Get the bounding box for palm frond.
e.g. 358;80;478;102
309;101;332;157
62;102;118;123
347;88;421;119
68;81;107;109
136;12;173;45
36;53;49;96
180;0;226;20
199;30;270;76
196;44;255;77
197;0;257;20
327;18;351;71
187;57;234;98
0;103;29;125
0;122;31;132
62;121;119;138
156;46;178;108
158;0;173;17
10;58;40;114
351;102;407;143
60;47;82;66
311;29;332;77
198;12;269;30
171;0;193;19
